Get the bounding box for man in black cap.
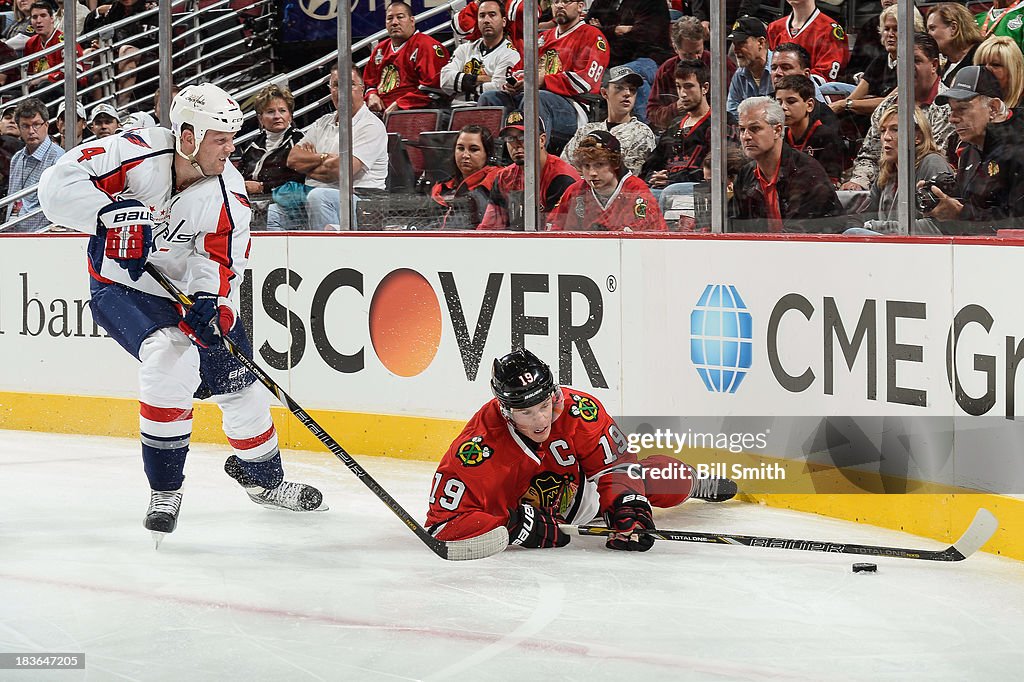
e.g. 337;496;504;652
477;111;580;230
923;65;1024;233
560;65;656;176
727;16;773;118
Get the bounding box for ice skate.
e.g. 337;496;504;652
690;476;738;502
225;455;328;511
144;489;182;548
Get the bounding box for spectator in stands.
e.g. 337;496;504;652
586;0;672;122
239;84;305;198
688;0;761;33
440;0;522;104
87;103;120;139
84;0;159;107
24;2;85;93
547;130;666;231
561;66;656;177
303;67;389;231
928;3;983;88
975;0;1024;53
775;74;843;185
926;66;1024;234
450;0;546;56
974;36;1024;110
832;5;924;119
726;16;772;118
2;0;35;55
1;102;20;138
478;0;610;153
53;100;86;149
641;58;711;213
429;124;501;229
5;98;62;232
54;0;90;36
732;96;842;233
0;102;24;200
848;105;951;236
363;1;449;116
767;0;849;82
674;144;747;231
647;15;737;134
477;112;579;229
770;42;832;105
844;33;953;193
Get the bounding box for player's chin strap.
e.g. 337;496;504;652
174;137;207;178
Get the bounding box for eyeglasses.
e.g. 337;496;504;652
18;121;46;131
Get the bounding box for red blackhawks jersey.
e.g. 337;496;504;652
537;21;611;101
426;387;644;542
767;9;849;81
363;32;450;110
546;174;667;232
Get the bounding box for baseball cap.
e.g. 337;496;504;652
57;100;87;120
584;129;621;154
727;16;767;42
602;65;643;88
499;110;545;137
121;111;157;129
88;102;120;124
935;66;1003;105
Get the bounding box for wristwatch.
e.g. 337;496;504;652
845;98;853;112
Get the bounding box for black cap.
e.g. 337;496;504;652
935;66;1004;104
602;65;644;88
499;110;545;137
584;129;621;154
727;16;767;43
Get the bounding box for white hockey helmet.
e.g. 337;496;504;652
170;83;243;148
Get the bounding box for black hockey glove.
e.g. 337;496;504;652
604;493;655;552
507;503;569;549
179;293;235;348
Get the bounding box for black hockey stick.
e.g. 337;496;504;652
561;508;997;562
144;263;507;561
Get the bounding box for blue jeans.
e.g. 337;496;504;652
306;187;361;230
617;57;657;123
478;89;581;151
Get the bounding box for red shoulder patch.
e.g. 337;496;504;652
231;191;250;208
122;131;151;149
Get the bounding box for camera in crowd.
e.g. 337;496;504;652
916;172;958;214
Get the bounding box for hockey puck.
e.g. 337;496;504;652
852;562;878;573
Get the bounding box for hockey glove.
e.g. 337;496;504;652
179;292;235;348
604;493;655;552
99;199;153;281
507;503;569;549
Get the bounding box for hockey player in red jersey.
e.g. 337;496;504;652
767;0;849;81
363;1;450;115
426;349;736;551
546;130;666;231
37;84;327;546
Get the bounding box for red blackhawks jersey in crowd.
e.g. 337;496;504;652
546;174;667;232
363;32;450;110
452;0;530;55
426;387;644;541
767;8;849;81
538;21;611;100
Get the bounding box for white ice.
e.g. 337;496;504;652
1;429;1022;682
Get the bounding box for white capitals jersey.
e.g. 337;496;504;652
38;127;252;304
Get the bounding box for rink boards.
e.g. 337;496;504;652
1;232;1022;558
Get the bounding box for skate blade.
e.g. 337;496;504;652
247;494;329;512
151;530;167;549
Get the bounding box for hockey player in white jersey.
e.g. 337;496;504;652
38;83;327;546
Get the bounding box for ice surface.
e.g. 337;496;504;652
1;430;1022;681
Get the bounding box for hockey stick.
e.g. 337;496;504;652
561;508;998;562
143;263;508;561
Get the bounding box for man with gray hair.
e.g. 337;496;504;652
732;96;843;232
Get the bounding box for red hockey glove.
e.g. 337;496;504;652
99;199;153;281
507;503;569;549
179;292;235;348
604;493;655;552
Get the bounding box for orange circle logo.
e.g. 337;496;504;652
368;269;442;377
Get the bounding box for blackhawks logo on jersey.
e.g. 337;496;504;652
634;197;647;219
433;44;445;59
596;36;607;52
522;472;577;515
464;57;483;75
379;64;400;94
456;435;493;467
568;394;599;422
541;49;562;75
831;23;846;41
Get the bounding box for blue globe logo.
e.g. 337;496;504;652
690;284;753;393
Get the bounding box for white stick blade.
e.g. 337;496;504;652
445;526;509;560
953;508;998;559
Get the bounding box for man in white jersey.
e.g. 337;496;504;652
38;83;327;546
